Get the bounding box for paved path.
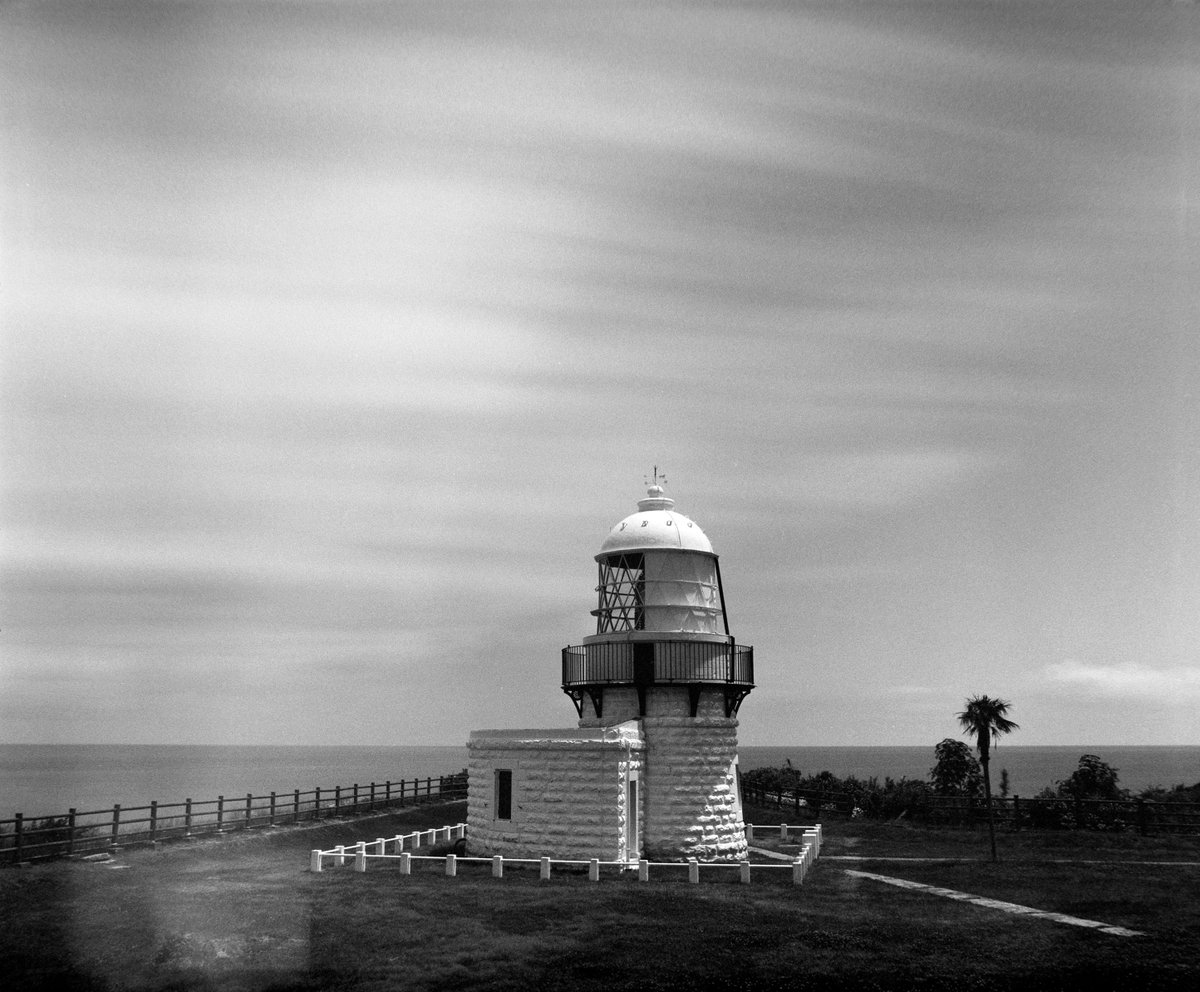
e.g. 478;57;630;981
844;868;1145;937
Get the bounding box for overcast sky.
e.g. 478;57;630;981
2;1;1197;747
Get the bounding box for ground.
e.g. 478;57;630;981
1;801;1198;991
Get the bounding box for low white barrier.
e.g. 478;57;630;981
310;821;821;885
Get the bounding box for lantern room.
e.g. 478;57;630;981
562;484;754;722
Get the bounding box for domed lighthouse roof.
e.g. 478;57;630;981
598;485;715;557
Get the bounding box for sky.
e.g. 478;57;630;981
1;1;1197;747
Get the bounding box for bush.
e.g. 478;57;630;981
740;765;932;821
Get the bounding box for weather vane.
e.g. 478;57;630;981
644;465;667;488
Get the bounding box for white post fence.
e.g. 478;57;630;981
308;821;822;886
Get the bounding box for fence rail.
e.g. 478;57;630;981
1;772;468;866
310;821;822;886
741;781;1200;835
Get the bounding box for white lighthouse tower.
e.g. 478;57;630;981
467;480;754;862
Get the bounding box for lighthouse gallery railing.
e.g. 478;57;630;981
561;641;753;688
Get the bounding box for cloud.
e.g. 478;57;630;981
1045;660;1200;701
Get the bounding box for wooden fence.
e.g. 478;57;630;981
0;772;468;866
740;782;1200;835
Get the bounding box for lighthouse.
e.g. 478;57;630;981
467;481;755;862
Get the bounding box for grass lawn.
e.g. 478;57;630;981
2;800;1198;991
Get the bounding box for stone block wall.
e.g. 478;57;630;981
580;688;747;861
467;725;645;861
640;711;746;861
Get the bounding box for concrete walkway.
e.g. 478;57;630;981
844;868;1145;937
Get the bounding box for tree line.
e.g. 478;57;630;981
741;695;1200;856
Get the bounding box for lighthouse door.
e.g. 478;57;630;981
625;773;640;860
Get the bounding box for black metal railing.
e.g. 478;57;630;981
561;640;753;688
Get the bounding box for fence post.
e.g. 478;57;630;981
150;801;158;843
296;789;303;822
793;855;806;886
745;823;754;843
245;794;252;828
355;842;366;872
334;786;341;817
638;859;649;882
426;777;432;801
445;854;457;877
185;798;193;836
399;852;411;875
370;782;376;811
1012;795;1021;831
310;850;322;872
492;855;503;878
740;861;751;884
802;829;818;860
67;808;77;856
588;858;600;882
110;805;121;849
688;859;699;884
386;781;392;806
353;784;359;814
540;856;551;880
217;796;225;832
780;823;788;841
269;792;277;826
14;813;23;860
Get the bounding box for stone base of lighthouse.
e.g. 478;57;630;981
580;687;747;862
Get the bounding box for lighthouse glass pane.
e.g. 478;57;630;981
641;552;724;633
595;553;645;633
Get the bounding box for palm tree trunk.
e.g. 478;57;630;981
980;751;997;862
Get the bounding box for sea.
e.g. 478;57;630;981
1;743;1197;819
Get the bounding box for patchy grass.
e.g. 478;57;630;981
1;801;1198;991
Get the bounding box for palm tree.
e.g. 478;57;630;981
957;695;1019;862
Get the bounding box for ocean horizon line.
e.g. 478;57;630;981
2;741;1197;749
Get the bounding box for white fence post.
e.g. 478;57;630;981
803;829;818;860
375;838;385;855
588;858;600;882
739;861;751;884
688;859;699;884
638;859;649;882
540;856;551;880
793;852;807;886
399;852;411;875
780;823;788;841
445;854;457;876
335;844;346;866
492;855;503;878
746;824;754;842
354;843;366;872
310;850;323;873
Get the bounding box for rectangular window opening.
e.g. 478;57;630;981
495;768;513;821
